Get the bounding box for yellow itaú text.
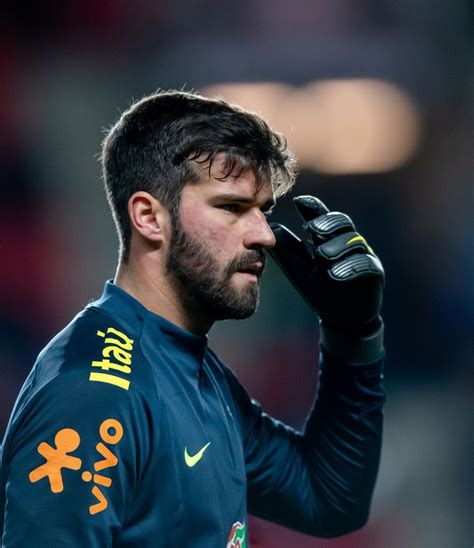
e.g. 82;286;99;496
89;327;134;390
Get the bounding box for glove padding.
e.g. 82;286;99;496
269;195;384;336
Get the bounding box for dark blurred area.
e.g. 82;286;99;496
1;1;472;546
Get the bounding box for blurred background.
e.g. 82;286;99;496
0;1;472;546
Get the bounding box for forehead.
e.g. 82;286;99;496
189;154;275;204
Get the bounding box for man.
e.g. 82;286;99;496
0;90;385;547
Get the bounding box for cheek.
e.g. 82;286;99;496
185;216;223;249
205;223;226;244
179;198;240;265
204;227;233;265
182;210;234;258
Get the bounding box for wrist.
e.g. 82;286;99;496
320;316;385;365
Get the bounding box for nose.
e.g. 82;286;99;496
243;212;277;250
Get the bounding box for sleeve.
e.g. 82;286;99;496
1;367;154;547
228;348;385;538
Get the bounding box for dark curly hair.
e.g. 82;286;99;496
101;90;296;262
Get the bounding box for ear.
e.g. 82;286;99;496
127;191;170;245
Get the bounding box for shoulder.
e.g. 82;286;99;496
3;308;159;463
28;307;154;402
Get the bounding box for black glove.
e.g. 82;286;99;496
269;195;385;363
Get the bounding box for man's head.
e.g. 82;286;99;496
101;90;296;325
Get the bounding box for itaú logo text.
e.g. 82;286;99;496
89;326;134;390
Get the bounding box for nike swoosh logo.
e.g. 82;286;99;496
184;442;211;467
346;235;374;254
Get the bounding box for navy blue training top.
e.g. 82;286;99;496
1;281;385;547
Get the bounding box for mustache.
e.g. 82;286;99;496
226;250;267;276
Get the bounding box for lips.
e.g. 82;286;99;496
235;262;264;277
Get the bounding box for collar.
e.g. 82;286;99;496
88;281;208;376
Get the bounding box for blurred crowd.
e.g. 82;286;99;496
1;1;472;546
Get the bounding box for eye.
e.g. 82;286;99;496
219;203;242;214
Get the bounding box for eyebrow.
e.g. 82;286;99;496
214;193;276;211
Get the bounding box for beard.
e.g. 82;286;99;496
165;216;266;321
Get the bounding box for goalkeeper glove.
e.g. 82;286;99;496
269;195;385;363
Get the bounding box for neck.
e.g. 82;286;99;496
114;257;214;336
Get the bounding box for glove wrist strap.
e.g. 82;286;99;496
320;317;385;365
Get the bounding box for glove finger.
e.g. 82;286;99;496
293;196;358;248
324;254;384;327
317;231;376;261
329;253;384;282
268;223;317;305
307;212;355;246
268;223;313;270
293;195;330;223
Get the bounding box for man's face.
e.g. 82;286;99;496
165;162;276;321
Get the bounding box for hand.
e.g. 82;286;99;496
268;195;384;337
